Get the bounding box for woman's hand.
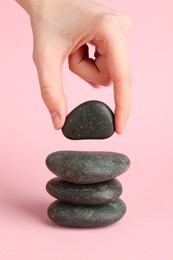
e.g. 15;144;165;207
15;0;132;134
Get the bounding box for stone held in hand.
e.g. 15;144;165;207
48;199;126;228
46;178;123;205
62;100;115;140
46;150;130;184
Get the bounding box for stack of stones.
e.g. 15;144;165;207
46;100;130;228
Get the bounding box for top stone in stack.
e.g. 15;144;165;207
62;100;115;140
46;150;130;184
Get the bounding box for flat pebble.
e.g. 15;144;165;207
46;151;130;184
62;100;115;140
46;178;122;205
48;199;126;228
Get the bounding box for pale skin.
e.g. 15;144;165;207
15;0;132;134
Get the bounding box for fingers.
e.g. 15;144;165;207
69;44;112;87
69;36;132;135
33;49;67;130
106;27;132;134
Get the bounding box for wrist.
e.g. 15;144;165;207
15;0;40;15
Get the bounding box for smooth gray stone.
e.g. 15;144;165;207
46;151;130;184
48;199;126;228
62;100;115;140
46;178;122;205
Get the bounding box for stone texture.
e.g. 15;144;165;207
46;151;130;184
46;178;122;205
62;100;115;140
48;199;126;228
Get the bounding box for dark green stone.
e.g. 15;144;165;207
62;100;115;140
46;150;130;184
46;178;122;205
48;199;126;228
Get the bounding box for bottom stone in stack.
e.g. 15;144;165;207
47;199;126;228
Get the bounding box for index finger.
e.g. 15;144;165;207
106;34;132;134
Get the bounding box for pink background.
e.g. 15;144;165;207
0;0;173;259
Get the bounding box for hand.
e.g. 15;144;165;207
15;0;132;134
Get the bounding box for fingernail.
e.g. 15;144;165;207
51;112;60;130
116;121;126;134
121;121;126;133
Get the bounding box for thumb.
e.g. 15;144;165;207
33;52;67;130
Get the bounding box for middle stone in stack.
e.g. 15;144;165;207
46;150;130;228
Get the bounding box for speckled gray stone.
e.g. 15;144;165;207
62;100;115;140
46;178;122;205
46;151;130;184
48;199;126;228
